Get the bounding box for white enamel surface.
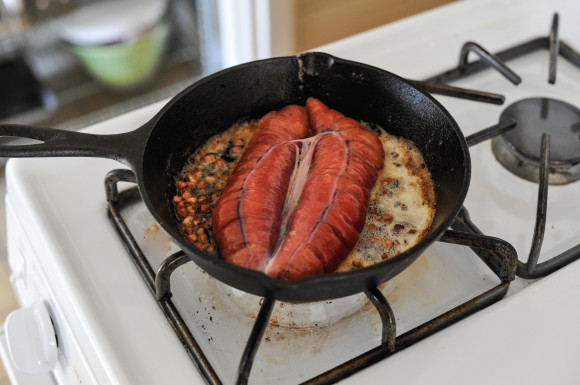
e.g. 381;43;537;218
6;102;205;385
3;0;580;383
119;185;501;384
343;259;580;385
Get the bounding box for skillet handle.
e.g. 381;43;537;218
0;124;144;168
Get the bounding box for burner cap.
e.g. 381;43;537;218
492;97;580;184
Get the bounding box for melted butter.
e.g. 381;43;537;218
336;131;435;271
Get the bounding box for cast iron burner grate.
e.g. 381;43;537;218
417;12;580;279
105;169;516;384
102;12;580;384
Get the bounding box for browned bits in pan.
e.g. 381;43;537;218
395;201;408;211
383;239;394;248
176;207;187;219
213;158;227;170
182;216;194;227
173;121;257;253
381;214;393;223
351;260;363;268
229;145;244;156
393;224;405;232
187;234;198;243
201;153;218;164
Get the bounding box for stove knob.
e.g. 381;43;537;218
4;300;58;374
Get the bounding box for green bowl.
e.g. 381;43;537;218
70;19;170;90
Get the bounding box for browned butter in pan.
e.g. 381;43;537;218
173;120;435;272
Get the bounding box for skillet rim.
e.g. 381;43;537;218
136;51;472;302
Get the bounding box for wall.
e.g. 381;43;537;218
293;0;457;52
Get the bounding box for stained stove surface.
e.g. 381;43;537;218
4;0;580;384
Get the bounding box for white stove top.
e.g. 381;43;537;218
3;0;580;384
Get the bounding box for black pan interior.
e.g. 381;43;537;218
136;52;470;302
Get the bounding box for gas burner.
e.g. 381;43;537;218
492;97;580;184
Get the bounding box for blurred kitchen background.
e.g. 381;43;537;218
0;0;453;382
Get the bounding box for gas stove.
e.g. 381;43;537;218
2;0;580;384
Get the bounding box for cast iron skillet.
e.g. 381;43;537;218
0;52;470;303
